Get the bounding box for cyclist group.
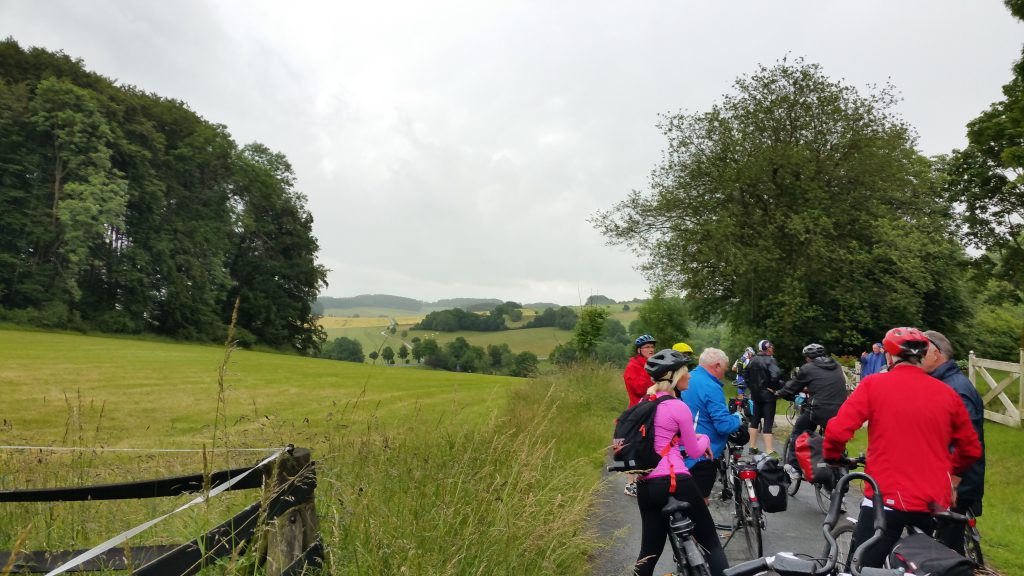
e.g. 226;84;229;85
619;327;985;576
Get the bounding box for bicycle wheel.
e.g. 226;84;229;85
735;481;763;559
824;520;855;573
786;402;798;425
964;525;984;568
782;440;801;496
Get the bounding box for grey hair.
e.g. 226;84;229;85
923;330;955;359
699;347;729;368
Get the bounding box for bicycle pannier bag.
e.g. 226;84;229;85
609;395;678;474
794;431;832;485
887;532;973;576
754;456;789;513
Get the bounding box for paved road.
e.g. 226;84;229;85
590;428;861;575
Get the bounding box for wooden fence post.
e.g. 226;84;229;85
264;447;320;576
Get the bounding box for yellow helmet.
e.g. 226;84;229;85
672;342;694;354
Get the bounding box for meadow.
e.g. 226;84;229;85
322;323;573;360
0;328;620;575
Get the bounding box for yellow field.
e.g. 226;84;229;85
318;315;423;329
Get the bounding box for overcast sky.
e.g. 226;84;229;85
2;1;1022;305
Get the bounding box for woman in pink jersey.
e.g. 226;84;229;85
633;349;728;576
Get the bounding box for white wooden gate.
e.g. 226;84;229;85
968;349;1024;428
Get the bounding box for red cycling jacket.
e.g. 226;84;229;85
623;354;653;407
823;363;981;512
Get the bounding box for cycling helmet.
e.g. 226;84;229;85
728;425;750;447
882;327;929;358
634;334;656;349
744;346;755;357
802;343;826;359
757;339;773;351
645;349;692;380
672;342;694;354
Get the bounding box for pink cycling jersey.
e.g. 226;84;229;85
642;391;710;479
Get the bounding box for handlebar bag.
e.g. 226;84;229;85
887;532;973;576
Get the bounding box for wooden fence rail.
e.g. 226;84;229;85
0;445;321;575
969;349;1024;428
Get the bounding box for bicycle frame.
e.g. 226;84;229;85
664;496;712;576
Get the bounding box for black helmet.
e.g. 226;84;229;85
728;425;750;446
645;349;692;380
802;343;826;359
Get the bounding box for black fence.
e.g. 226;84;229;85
0;445;322;575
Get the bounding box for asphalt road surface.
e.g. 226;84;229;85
590;432;861;575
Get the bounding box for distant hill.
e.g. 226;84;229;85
433;297;504;310
316;294;511;315
316;294;423;313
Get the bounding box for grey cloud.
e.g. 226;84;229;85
2;0;1022;303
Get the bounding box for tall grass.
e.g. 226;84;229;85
314;362;620;574
0;329;623;574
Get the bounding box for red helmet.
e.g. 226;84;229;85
882;327;929;358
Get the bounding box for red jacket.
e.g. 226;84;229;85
623;354;653;407
823;363;981;512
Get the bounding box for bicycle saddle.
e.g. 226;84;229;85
661;498;690;517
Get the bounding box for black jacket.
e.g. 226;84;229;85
777;356;849;422
743;352;783;402
931;359;986;510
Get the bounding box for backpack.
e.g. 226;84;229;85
609;395;679;473
794;431;832;485
754;455;789;513
887;533;974;576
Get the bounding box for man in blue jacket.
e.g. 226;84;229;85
681;347;743;499
859;342;886;378
923;330;986;554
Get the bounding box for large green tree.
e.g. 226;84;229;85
593;59;969;365
942;0;1024;306
228;143;328;353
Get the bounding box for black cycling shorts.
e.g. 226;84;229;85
751;399;777;433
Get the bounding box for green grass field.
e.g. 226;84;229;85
0;328;612;575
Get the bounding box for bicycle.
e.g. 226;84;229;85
723;468;909;576
662;495;713;576
708;441;764;559
808;458;980;575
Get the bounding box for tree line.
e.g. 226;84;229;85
0;39;326;352
317;333;538;377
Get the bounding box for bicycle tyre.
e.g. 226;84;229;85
964;525;984;568
735;480;763;559
824;520;855;573
786;402;798;425
782;440;801;496
814;481;832;514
